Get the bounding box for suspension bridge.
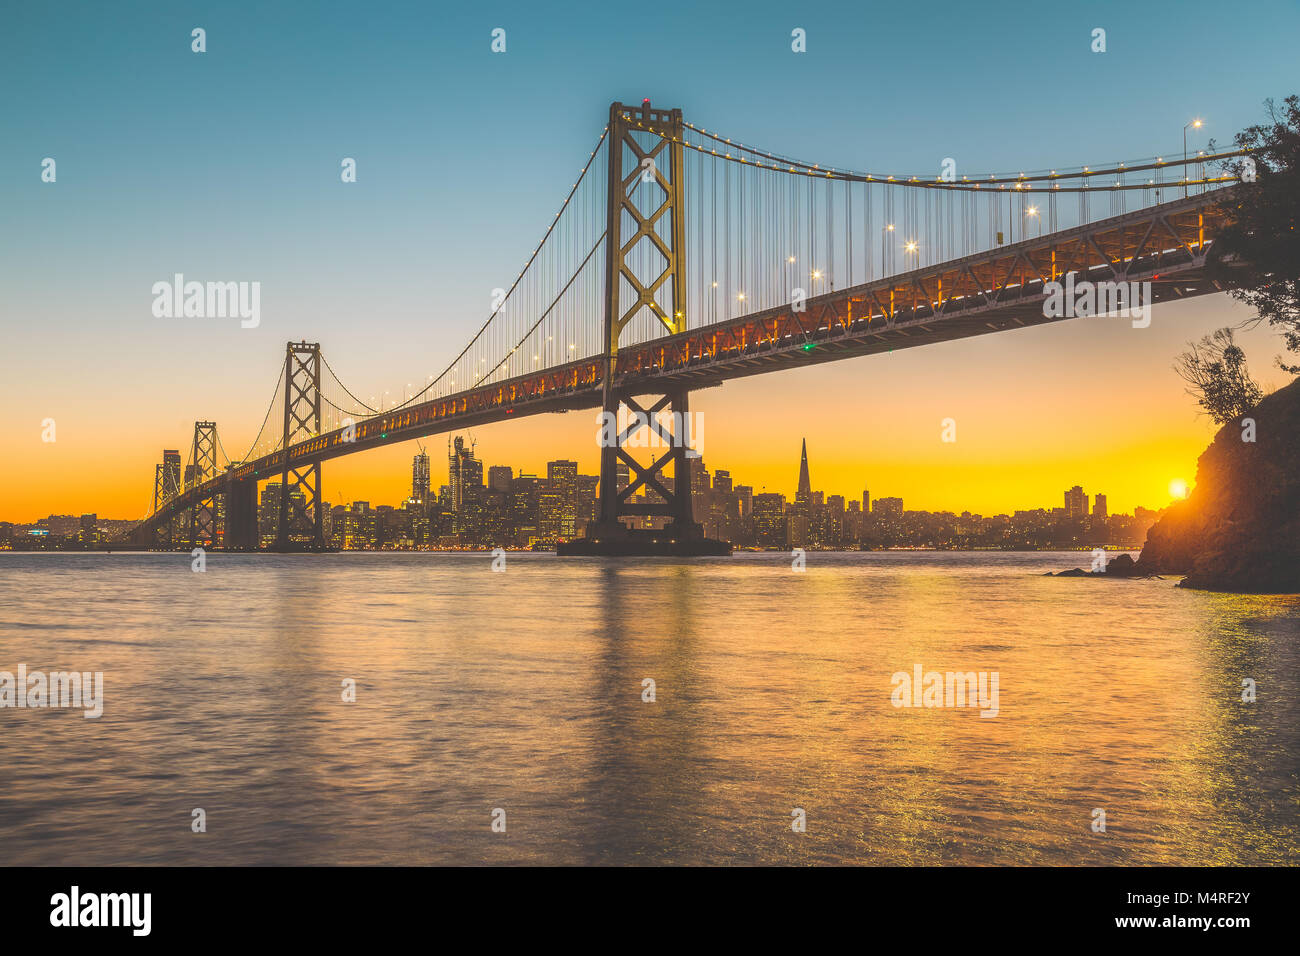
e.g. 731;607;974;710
130;99;1247;554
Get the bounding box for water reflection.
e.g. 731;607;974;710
0;551;1295;865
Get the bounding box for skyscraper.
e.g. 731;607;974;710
546;460;578;540
795;439;812;510
753;493;787;549
1064;485;1087;519
448;436;484;534
1093;494;1108;519
412;452;431;504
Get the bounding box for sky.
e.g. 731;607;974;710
1;0;1297;522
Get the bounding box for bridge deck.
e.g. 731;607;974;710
141;192;1233;532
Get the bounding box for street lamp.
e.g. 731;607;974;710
1026;205;1040;238
903;239;918;269
1183;118;1203;197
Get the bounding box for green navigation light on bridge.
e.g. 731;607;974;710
803;343;815;352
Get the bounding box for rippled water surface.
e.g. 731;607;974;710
1;550;1296;865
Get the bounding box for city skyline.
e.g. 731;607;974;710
3;435;1166;549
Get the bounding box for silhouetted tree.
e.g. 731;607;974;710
1174;328;1264;425
1211;95;1300;374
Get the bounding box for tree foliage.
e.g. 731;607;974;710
1174;328;1264;425
1211;95;1300;374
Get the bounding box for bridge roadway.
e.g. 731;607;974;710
145;192;1233;533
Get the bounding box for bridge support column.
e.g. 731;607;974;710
559;100;728;556
272;341;329;552
188;421;219;549
224;476;259;551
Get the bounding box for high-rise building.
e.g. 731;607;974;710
794;439;812;510
1092;494;1108;519
862;490;870;514
488;465;513;496
510;474;540;545
576;474;600;534
753;493;787;549
412;452;431;504
538;484;563;542
735;485;753;520
873;497;903;517
448;436;484;534
258;483;303;547
546;460;578;540
845;500;863;545
825;495;845;548
1064;485;1087;519
688;456;710;521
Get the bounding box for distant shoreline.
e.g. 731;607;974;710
0;545;1144;555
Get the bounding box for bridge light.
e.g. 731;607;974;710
737;293;745;301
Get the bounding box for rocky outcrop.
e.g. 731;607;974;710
1135;378;1300;593
1046;553;1158;578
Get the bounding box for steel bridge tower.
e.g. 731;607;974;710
560;100;729;556
273;341;328;552
187;421;219;549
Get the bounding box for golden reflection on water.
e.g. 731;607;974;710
1;551;1296;865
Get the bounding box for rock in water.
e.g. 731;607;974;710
1104;553;1140;577
1136;378;1300;593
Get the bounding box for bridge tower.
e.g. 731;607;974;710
273;341;328;552
187;421;219;549
560;100;728;556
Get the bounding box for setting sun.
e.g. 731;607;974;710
1169;478;1189;499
